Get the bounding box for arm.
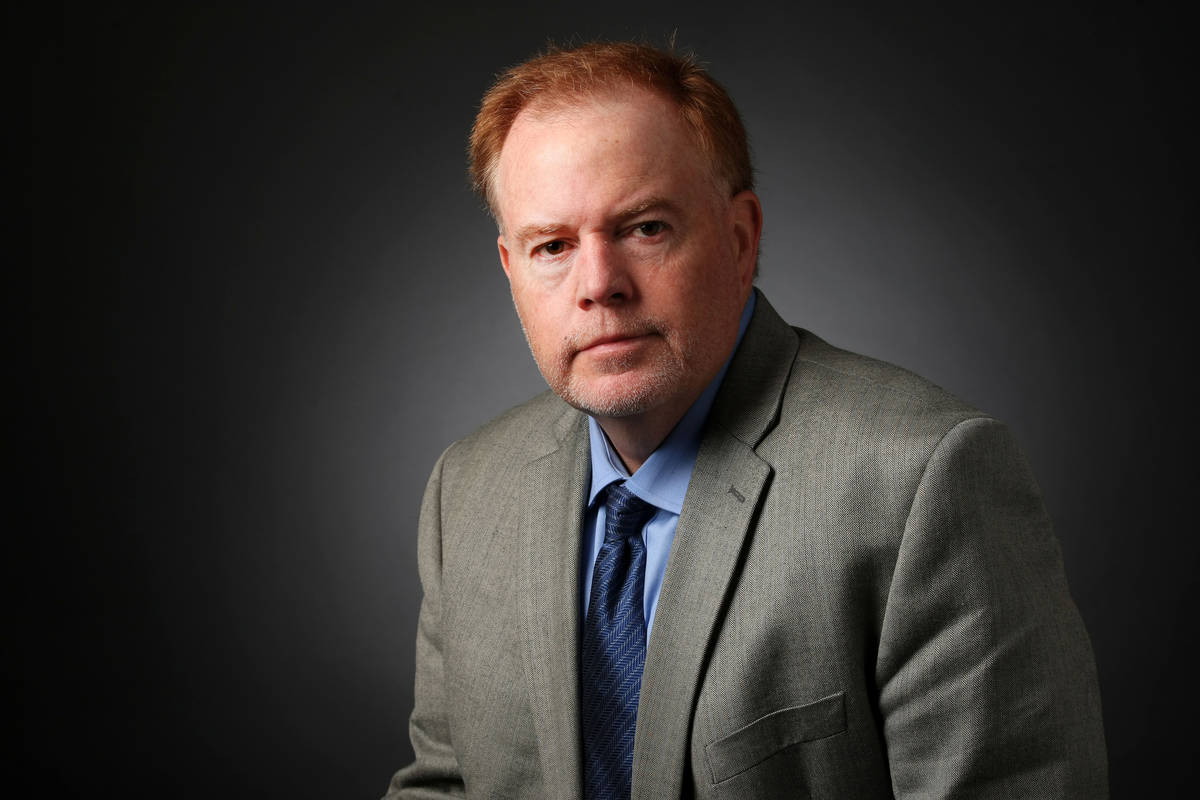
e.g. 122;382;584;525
876;418;1108;798
384;448;466;799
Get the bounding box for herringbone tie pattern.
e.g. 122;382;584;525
581;482;656;800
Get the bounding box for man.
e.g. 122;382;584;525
384;42;1107;799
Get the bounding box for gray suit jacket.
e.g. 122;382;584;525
385;291;1107;799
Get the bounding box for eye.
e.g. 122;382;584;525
536;240;567;257
634;220;666;237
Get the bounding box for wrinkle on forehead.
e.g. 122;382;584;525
494;90;727;234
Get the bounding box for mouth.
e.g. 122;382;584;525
577;332;655;357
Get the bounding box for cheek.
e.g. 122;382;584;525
666;257;736;309
514;299;563;356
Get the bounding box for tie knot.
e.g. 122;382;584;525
603;483;656;543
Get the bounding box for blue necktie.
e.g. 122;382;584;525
581;482;657;800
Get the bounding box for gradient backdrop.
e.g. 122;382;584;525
27;3;1195;797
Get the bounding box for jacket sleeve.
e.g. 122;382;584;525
383;447;466;798
875;418;1108;798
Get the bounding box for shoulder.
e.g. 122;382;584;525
791;328;979;417
751;326;1043;574
434;389;584;491
716;292;987;458
766;328;994;473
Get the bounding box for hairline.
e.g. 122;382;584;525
487;87;734;232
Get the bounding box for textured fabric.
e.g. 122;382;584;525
581;484;657;800
582;293;754;639
385;290;1108;800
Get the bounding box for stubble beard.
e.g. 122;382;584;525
521;316;695;419
556;339;686;418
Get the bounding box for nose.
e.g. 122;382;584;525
575;236;633;309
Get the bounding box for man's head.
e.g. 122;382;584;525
475;43;762;436
470;42;754;220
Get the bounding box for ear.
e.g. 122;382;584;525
730;190;763;288
497;234;513;279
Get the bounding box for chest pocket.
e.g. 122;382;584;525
704;691;846;784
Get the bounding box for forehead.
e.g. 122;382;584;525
493;90;720;231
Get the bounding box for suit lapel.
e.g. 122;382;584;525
632;291;801;800
516;406;590;800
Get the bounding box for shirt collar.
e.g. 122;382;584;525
587;292;757;512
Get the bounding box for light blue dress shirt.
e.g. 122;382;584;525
582;292;756;641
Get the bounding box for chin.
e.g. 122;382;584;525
556;370;679;419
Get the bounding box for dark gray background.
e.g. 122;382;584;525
27;2;1195;796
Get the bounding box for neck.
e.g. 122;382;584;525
594;393;698;474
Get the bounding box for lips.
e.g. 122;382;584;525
580;332;651;351
571;331;660;363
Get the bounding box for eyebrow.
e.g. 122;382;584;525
509;196;681;246
511;222;568;245
614;196;678;222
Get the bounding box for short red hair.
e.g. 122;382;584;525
469;41;754;217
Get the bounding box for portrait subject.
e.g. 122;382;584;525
383;41;1107;799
